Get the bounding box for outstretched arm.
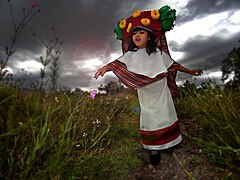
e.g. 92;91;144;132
94;64;111;79
173;63;203;76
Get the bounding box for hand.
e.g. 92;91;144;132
190;69;203;76
94;65;109;79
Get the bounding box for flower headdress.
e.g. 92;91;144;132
114;5;179;97
114;5;176;54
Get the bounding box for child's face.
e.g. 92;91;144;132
132;29;149;49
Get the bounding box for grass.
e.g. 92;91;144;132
0;85;141;179
1;83;240;179
175;84;240;178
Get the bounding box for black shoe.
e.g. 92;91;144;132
149;150;161;166
162;147;175;154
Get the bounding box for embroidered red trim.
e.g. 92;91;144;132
140;120;181;145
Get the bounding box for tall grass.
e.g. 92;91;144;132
175;85;240;173
0;85;141;179
2;82;240;178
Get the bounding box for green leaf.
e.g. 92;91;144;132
159;5;176;32
114;22;123;40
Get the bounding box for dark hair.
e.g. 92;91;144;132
127;27;157;55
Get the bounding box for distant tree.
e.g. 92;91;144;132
56;83;71;94
97;81;123;95
71;87;84;96
221;41;240;88
98;82;112;95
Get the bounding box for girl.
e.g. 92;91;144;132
94;6;202;166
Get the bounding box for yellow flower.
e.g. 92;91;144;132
227;172;233;176
132;10;141;18
119;19;127;29
141;18;150;26
151;10;160;19
127;23;132;33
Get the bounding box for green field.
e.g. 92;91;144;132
0;84;239;179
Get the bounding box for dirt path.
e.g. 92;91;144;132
127;120;222;180
128;147;220;180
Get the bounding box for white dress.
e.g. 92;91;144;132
118;48;182;150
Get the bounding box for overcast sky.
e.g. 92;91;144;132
1;0;240;91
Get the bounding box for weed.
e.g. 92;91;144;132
0;85;141;179
176;85;240;173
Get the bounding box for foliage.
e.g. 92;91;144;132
0;69;31;89
1;79;240;178
175;83;240;175
33;31;63;92
98;81;124;95
0;85;141;179
221;41;240;88
0;0;40;81
0;1;63;92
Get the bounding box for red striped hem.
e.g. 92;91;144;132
140;120;181;145
142;131;181;145
140;120;180;136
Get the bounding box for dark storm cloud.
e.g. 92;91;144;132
0;0;150;89
167;0;240;82
1;0;149;51
0;0;158;58
169;31;240;69
177;0;240;24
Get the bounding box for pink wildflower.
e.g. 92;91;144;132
90;89;97;100
28;0;39;7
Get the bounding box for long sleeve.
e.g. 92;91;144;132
107;60;167;89
107;49;180;97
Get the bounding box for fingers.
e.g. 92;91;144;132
191;69;203;76
94;70;101;79
94;67;106;79
95;72;102;79
196;72;201;76
197;69;203;75
194;69;203;76
94;73;98;79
